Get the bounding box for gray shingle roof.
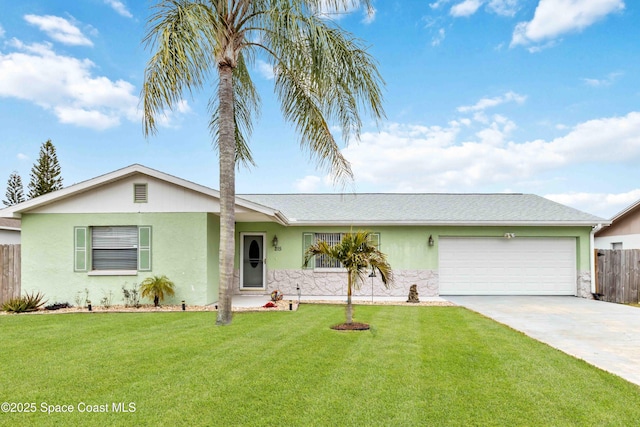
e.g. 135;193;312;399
239;193;607;225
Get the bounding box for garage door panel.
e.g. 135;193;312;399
439;237;576;295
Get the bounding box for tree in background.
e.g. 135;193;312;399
142;0;385;325
27;139;63;199
3;171;25;207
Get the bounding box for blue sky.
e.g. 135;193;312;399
0;0;638;218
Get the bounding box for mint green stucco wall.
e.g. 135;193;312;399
236;223;593;272
21;212;219;306
21;214;593;305
207;213;220;303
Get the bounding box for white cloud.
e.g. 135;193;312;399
0;25;5;39
256;60;275;80
487;0;518;17
432;28;446;46
153;100;193;129
104;0;133;18
511;0;624;48
545;189;640;219
582;71;623;87
448;0;518;17
24;15;93;46
294;175;323;192
17;153;29;161
430;0;452;9
0;40;140;130
457;91;526;113
450;0;483;17
342;111;640;196
362;6;376;24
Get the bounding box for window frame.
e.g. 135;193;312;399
74;225;152;275
302;232;381;271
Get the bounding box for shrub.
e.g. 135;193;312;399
2;291;47;313
122;284;141;308
45;302;72;311
140;275;175;307
100;290;114;309
75;288;90;309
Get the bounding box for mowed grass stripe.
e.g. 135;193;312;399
1;305;639;426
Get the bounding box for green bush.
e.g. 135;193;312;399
140;275;175;307
2;292;47;313
45;302;72;311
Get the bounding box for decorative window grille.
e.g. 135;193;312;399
314;233;344;268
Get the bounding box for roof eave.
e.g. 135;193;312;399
285;220;609;227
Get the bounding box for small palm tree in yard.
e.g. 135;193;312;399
304;231;392;328
140;275;176;307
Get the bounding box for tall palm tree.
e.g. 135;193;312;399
304;230;392;325
142;0;384;325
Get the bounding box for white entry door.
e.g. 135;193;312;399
240;233;266;289
439;237;576;295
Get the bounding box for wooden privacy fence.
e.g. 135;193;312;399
0;244;21;305
595;249;640;304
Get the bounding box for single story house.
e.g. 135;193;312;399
0;164;608;306
0;218;20;244
595;199;640;249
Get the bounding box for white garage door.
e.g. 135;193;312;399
439;237;576;295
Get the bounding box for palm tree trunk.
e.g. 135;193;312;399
346;272;353;324
216;63;236;326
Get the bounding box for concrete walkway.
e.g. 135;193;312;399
446;296;640;387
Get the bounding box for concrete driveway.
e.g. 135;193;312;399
446;296;640;387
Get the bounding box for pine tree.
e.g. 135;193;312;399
27;139;63;199
3;171;25;206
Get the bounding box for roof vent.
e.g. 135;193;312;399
134;183;148;203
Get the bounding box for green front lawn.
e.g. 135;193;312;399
1;305;639;426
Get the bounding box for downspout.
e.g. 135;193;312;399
590;224;604;294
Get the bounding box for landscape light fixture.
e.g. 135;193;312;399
428;235;434;246
369;268;376;303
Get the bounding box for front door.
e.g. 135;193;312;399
240;233;266;289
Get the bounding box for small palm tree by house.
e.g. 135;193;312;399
304;231;392;326
140;275;176;307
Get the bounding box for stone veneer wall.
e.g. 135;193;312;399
577;271;592;299
234;269;439;298
234;269;594;299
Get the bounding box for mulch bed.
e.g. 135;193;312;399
1;299;453;315
331;322;371;331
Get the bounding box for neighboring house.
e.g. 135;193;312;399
0;164;608;306
0;218;20;244
595;199;640;249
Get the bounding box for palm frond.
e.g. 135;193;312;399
141;0;219;136
256;5;384;185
